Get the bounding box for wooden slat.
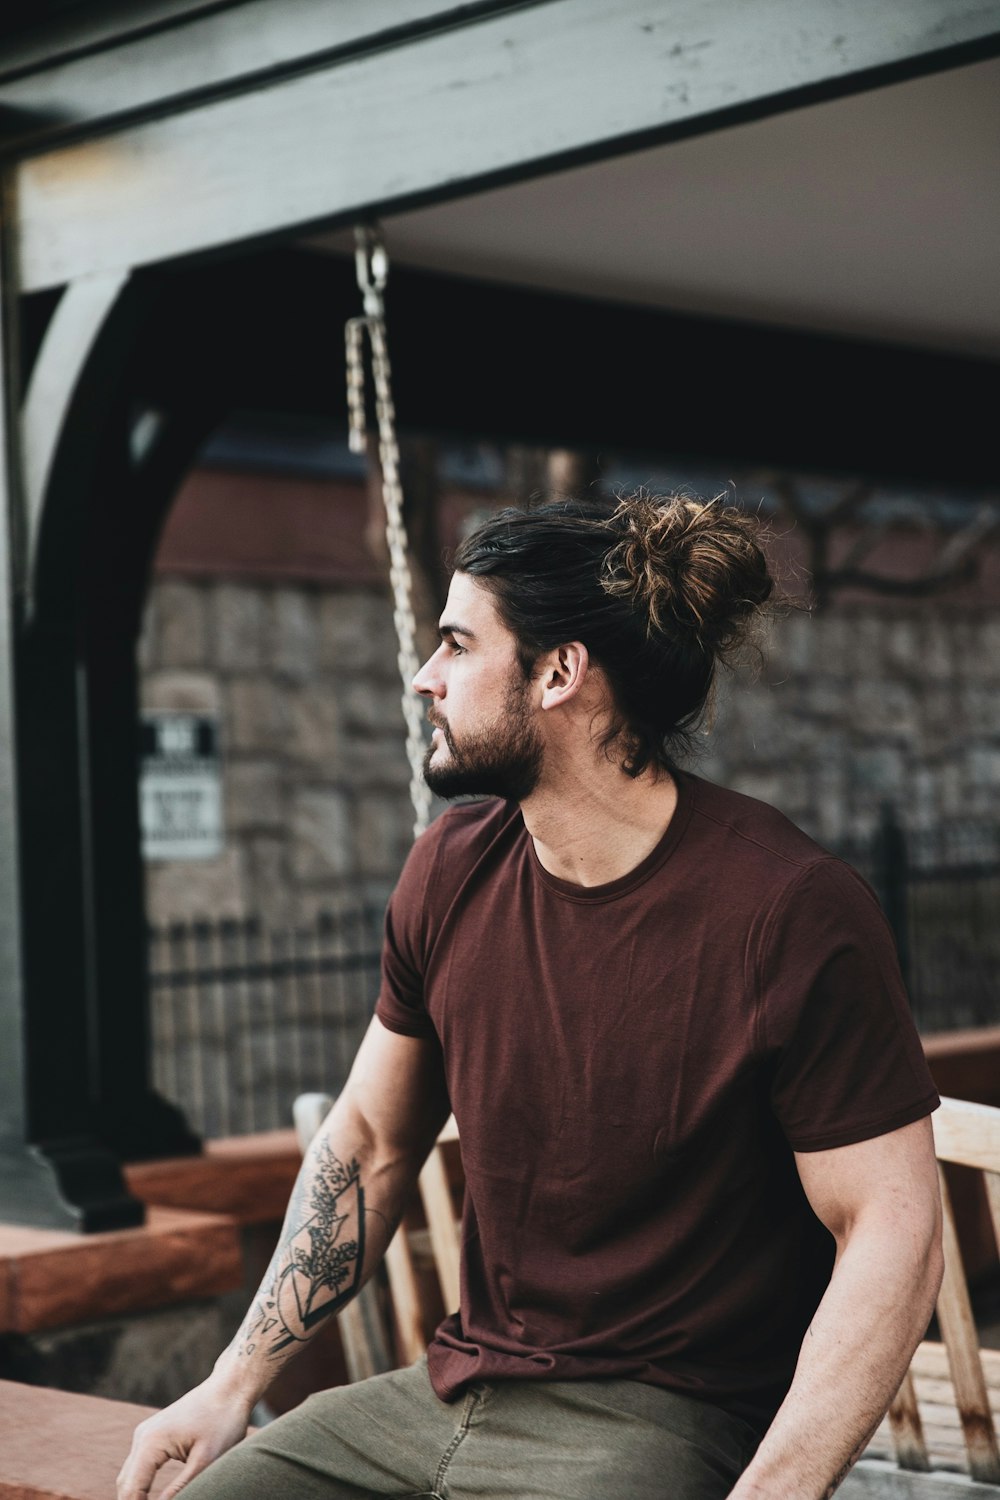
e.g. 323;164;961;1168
889;1369;932;1472
985;1173;1000;1259
934;1098;1000;1173
913;1346;1000;1385
419;1143;462;1314
384;1230;426;1365
0;1378;179;1500
935;1165;1000;1483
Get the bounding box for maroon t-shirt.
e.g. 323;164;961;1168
376;772;938;1431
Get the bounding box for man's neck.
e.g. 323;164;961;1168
521;765;679;888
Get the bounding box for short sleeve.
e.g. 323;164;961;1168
375;822;442;1041
759;859;939;1152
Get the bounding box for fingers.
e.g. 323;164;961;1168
117;1422;189;1500
159;1449;213;1500
116;1440;163;1500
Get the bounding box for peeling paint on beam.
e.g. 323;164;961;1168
14;0;1000;292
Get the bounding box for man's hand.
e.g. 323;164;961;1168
116;1373;254;1500
116;1019;449;1498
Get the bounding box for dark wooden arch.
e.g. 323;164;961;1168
6;231;1000;1228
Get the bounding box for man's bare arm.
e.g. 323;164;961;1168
117;1019;449;1500
729;1115;943;1500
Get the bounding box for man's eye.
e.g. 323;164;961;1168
449;641;466;656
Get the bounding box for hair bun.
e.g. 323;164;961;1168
601;492;773;651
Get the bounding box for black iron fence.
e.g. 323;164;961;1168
837;810;1000;1036
148;905;383;1138
149;814;1000;1138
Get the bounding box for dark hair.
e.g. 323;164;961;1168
453;492;775;777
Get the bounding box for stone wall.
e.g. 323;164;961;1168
699;608;1000;847
139;579;1000;927
139;579;412;926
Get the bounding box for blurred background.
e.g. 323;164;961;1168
1;0;999;1422
2;0;998;1154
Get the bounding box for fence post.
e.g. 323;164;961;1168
873;802;911;991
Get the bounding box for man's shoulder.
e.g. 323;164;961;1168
685;773;836;878
683;775;882;940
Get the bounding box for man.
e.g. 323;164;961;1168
119;494;942;1500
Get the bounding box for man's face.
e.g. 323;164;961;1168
412;572;544;802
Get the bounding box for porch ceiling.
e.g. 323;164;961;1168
313;56;1000;360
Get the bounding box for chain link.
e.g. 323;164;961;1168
346;226;432;839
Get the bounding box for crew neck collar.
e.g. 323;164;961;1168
526;771;694;903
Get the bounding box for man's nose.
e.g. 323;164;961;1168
412;653;441;698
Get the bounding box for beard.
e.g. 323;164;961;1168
423;677;544;803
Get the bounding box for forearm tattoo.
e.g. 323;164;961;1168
237;1141;365;1359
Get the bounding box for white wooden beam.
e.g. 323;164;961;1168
0;1;507;155
21;269;129;610
15;0;1000;293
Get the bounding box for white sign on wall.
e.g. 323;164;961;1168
140;713;223;861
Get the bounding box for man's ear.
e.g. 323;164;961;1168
539;642;589;711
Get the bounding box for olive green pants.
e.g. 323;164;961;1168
183;1358;759;1500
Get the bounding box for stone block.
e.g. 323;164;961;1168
318;591;398;679
769;611;813;675
955;684;1000;737
799;677;848;722
908;768;939;830
144;846;247;925
286;685;342;767
737;689;803;760
852;680;918;738
245;836;294;923
212;583;266;671
938;762;966;818
974;619;1000;680
271;589;320;681
882;616;922;675
811;615;853;677
226;676;290;752
154;580;209;669
848;615;887;680
225;760;284;831
966;745;1000;789
772;767;811;818
141;670;220;716
920;617;953;681
851;746;905;796
356;792;415;880
341;679;406;737
291;787;354;882
339;732;412;790
812;757;848;845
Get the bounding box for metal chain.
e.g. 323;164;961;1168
346;225;432;839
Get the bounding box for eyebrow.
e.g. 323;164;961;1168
438;621;477;641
